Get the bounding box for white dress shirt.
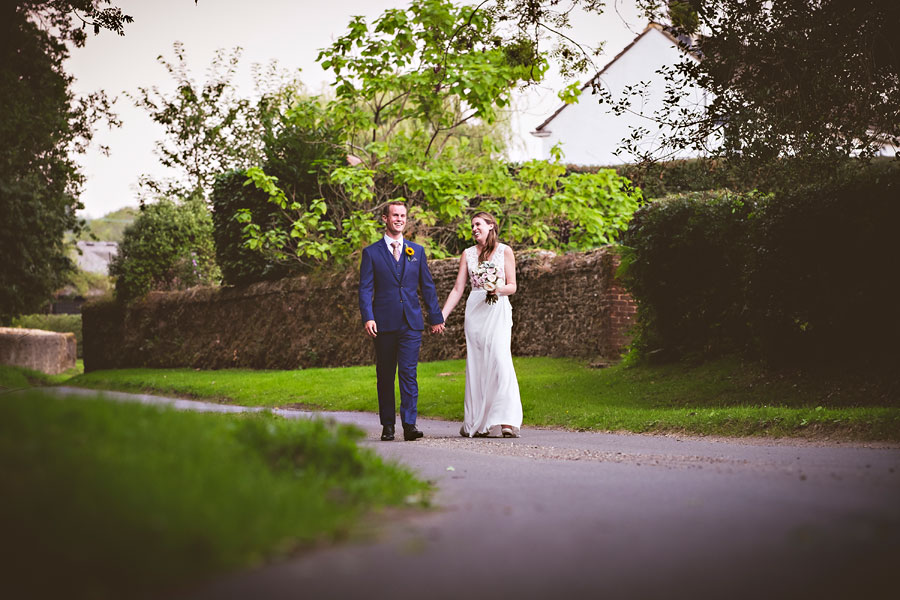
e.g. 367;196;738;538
383;234;404;256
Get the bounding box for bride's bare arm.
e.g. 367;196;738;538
441;254;468;320
498;247;517;296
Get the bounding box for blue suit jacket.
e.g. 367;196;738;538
358;239;444;332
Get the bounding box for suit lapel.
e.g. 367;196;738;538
379;241;401;281
399;243;410;281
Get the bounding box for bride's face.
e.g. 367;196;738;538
471;217;493;244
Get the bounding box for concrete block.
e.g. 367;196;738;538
0;327;77;375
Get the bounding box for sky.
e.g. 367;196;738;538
65;0;646;218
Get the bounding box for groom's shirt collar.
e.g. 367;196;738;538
383;234;404;252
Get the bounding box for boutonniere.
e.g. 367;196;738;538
404;245;415;262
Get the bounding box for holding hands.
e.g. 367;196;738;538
366;320;443;336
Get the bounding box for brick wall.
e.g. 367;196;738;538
83;247;635;371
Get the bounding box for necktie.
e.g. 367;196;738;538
392;241;401;261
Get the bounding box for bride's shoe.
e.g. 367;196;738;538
501;426;520;438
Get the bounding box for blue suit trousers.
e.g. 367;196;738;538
373;325;422;426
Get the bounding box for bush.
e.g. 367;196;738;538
211;105;345;286
570;160;749;200
60;268;112;298
10;314;83;358
571;156;900;200
620;163;900;367
620;190;763;360
109;198;220;303
746;167;900;365
211;171;293;286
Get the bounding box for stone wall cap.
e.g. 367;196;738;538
0;327;62;337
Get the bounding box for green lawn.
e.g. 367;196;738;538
0;359;83;390
66;357;900;441
0;390;428;599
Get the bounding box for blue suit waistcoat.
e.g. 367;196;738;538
358;239;444;332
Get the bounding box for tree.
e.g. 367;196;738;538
618;0;900;166
109;198;220;302
0;2;125;323
487;0;607;78
211;93;348;285
13;1;134;46
238;0;642;269
130;43;277;201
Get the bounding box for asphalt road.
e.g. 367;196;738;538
52;388;900;599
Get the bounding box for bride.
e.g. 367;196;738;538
441;212;523;438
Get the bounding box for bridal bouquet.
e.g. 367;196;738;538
473;261;500;305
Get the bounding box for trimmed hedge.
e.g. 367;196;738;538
620;190;762;359
570;156;900;200
569;160;750;199
620;165;900;366
746;168;900;365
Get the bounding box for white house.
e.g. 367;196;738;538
75;241;118;275
531;23;709;166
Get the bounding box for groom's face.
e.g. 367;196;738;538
383;205;407;236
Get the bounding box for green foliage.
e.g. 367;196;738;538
745;168;900;365
130;42;272;201
620;166;900;366
211;170;293;285
0;392;427;598
11;314;83;358
630;0;900;169
0;362;83;390
620;189;763;360
1;4;138;323
574;156;900;199
17;2;134;47
61;268;113;299
240;0;642;268
0;10;88;323
109;198;220;303
259;96;346;208
0;364;53;391
318;0;545;147
78;206;139;242
486;0;608;79
571;159;752;199
136;47;350;284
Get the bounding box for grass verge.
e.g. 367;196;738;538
0;361;84;390
0;391;428;599
67;356;900;441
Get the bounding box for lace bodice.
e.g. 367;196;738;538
466;244;507;290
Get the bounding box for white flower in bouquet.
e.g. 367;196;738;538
474;261;500;304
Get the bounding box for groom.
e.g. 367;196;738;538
359;201;445;441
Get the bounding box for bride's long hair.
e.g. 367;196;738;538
472;211;499;263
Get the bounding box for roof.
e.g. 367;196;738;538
75;241;118;274
532;22;700;134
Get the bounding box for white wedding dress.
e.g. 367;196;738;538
460;244;523;437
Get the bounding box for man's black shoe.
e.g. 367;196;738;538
381;425;395;441
402;423;424;441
